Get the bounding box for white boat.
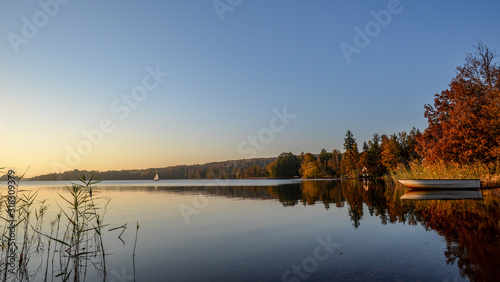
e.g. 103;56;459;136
398;179;480;189
154;174;159;181
400;189;483;200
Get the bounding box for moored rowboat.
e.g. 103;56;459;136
398;179;480;189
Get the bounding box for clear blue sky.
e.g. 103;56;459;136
1;0;499;177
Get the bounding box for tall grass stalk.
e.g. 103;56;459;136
133;221;140;282
0;171;112;281
133;221;139;257
1;170;143;281
54;173;110;281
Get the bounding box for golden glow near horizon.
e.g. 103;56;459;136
1;130;250;178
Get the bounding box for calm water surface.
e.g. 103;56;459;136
1;179;498;281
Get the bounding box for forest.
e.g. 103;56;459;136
23;43;500;181
266;128;420;179
28;158;274;181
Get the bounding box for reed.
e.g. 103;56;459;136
53;172;111;281
133;221;140;281
390;160;499;181
0;171;116;281
133;221;140;257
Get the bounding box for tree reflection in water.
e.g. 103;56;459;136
161;180;499;281
294;180;499;282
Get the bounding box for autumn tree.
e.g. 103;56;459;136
398;127;421;162
381;134;401;170
326;149;342;177
365;133;385;176
341;131;360;177
318;149;331;165
300;153;323;178
268;152;301;178
243;165;266;178
418;43;500;164
344;130;356;152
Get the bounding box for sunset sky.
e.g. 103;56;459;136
1;0;499;177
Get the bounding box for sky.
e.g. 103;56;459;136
1;0;499;178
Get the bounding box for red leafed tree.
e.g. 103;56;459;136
418;43;500;163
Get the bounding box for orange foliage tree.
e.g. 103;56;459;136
299;152;321;178
419;43;500;164
381;134;401;170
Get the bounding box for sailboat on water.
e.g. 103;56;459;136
154;174;159;181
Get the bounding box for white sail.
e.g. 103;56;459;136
154;174;159;181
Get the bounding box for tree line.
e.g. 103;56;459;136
267;128;420;178
28;158;274;181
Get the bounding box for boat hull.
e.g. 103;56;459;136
400;189;483;200
398;179;480;189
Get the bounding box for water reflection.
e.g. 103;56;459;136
5;179;498;281
400;189;483;200
95;180;498;281
292;180;499;282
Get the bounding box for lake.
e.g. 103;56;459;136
1;179;498;281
